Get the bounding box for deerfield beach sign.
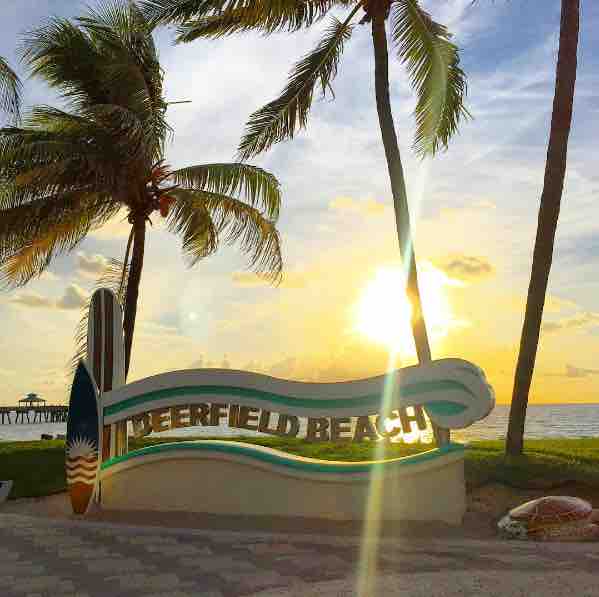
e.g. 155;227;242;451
130;402;428;442
67;288;496;522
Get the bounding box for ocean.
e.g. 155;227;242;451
1;404;598;443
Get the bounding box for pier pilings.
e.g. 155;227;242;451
0;405;68;425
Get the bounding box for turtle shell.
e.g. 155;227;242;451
509;496;592;529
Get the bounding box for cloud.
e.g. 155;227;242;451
474;200;497;210
30;368;71;392
135;320;181;346
231;270;308;289
542;312;599;334
10;284;88;310
242;360;266;374
56;284;88;310
268;357;298;379
435;255;495;281
189;356;219;369
88;211;132;239
262;341;404;384
39;270;60;283
328;196;386;216
10;293;55;309
76;252;109;277
506;294;580;315
544;295;579;314
189;356;205;369
565;364;599;378
545;364;599;379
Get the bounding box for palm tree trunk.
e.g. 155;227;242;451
119;227;134;300
123;215;146;378
506;0;579;457
371;15;449;446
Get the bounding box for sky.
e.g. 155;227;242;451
1;0;598;407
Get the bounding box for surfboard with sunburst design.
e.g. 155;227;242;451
66;360;100;515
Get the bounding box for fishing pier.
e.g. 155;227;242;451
0;392;68;424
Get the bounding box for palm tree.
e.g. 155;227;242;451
143;0;469;444
0;55;22;119
0;2;283;377
506;0;580;457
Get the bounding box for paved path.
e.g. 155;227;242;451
2;513;599;596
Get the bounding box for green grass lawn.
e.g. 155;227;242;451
465;438;599;489
1;440;68;499
2;436;599;500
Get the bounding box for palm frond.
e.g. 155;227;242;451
167;189;218;266
21;18;109;107
70;258;129;375
0;56;22;120
390;0;469;156
174;1;355;41
0;192;119;287
22;4;169;159
170;162;281;219
238;9;359;160
2;217;88;289
193;189;283;281
141;0;223;25
0;101;159;202
142;0;351;33
79;2;170;157
166;188;219;264
0;130;120;206
79;2;165;107
0;190;116;254
174;10;262;41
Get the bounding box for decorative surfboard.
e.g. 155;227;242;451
86;288;127;461
66;361;100;515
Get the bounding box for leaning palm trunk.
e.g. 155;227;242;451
506;0;579;457
123;216;147;378
372;14;449;445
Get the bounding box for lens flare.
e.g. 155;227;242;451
354;262;463;356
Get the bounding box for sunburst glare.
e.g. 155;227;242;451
354;262;464;356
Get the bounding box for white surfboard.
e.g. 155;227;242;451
86;288;127;461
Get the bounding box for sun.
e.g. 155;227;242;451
354;262;463;356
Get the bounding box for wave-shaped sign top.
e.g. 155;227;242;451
100;357;494;431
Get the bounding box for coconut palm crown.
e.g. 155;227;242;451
144;0;469;444
0;2;283;376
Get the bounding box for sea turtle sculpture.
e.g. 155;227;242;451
498;496;599;541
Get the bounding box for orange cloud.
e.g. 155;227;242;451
329;196;386;216
231;270;308;289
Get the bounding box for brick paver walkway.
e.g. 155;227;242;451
2;513;599;596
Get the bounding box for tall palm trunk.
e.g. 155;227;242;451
371;15;449;446
506;0;579;457
123;215;146;378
